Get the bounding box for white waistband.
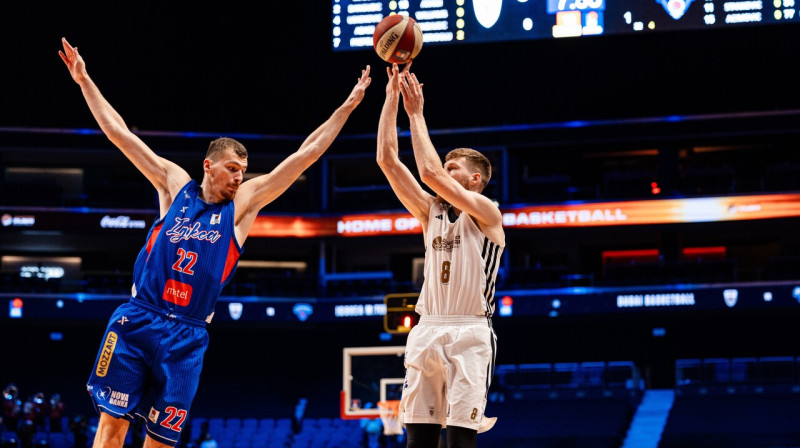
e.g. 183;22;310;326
418;315;490;326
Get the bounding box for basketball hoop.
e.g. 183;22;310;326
377;400;403;435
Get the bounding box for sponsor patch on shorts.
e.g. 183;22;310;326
95;331;118;377
95;387;129;408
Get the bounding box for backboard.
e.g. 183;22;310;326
340;345;406;420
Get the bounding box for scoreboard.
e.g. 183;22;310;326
332;0;798;50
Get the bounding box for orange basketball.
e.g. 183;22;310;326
373;15;423;64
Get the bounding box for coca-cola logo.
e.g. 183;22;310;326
100;215;146;229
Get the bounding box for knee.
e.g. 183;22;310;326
445;425;477;448
94;414;130;448
405;423;442;448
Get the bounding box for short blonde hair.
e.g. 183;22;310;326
445;147;492;191
206;137;248;161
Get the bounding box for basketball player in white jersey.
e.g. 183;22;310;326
377;62;505;448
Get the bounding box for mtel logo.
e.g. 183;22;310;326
163;279;192;306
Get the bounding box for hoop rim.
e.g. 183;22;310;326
377;399;400;413
377;399;403;435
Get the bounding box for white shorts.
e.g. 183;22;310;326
399;315;497;432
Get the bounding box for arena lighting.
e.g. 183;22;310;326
236;260;307;270
651;181;661;195
498;295;514;317
9;298;22;318
5;110;800;141
7;193;800;238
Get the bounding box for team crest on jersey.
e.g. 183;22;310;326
432;235;461;252
210;213;221;225
148;407;160;423
428;406;435;416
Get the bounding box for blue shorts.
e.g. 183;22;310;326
87;300;208;446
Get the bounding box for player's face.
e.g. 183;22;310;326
444;157;477;191
206;148;247;201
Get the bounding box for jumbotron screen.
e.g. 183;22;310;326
332;0;797;50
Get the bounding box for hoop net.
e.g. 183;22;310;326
377;400;403;435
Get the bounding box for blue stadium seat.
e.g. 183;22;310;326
257;418;275;431
225;417;241;433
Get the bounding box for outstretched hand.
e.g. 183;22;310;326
345;65;372;108
385;61;413;96
398;64;424;117
58;37;88;83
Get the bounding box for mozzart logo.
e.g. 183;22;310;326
95;331;118;377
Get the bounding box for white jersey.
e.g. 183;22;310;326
415;200;504;317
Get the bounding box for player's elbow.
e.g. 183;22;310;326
297;143;325;165
376;151;391;169
376;148;401;170
418;166;440;185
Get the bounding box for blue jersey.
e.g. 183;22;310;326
131;180;242;322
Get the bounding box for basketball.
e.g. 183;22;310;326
372;15;423;64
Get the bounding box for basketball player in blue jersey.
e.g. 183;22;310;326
59;37;372;448
376;63;505;448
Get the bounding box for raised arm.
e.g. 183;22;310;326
232;65;373;243
399;71;504;243
59;38;189;216
376;63;434;229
